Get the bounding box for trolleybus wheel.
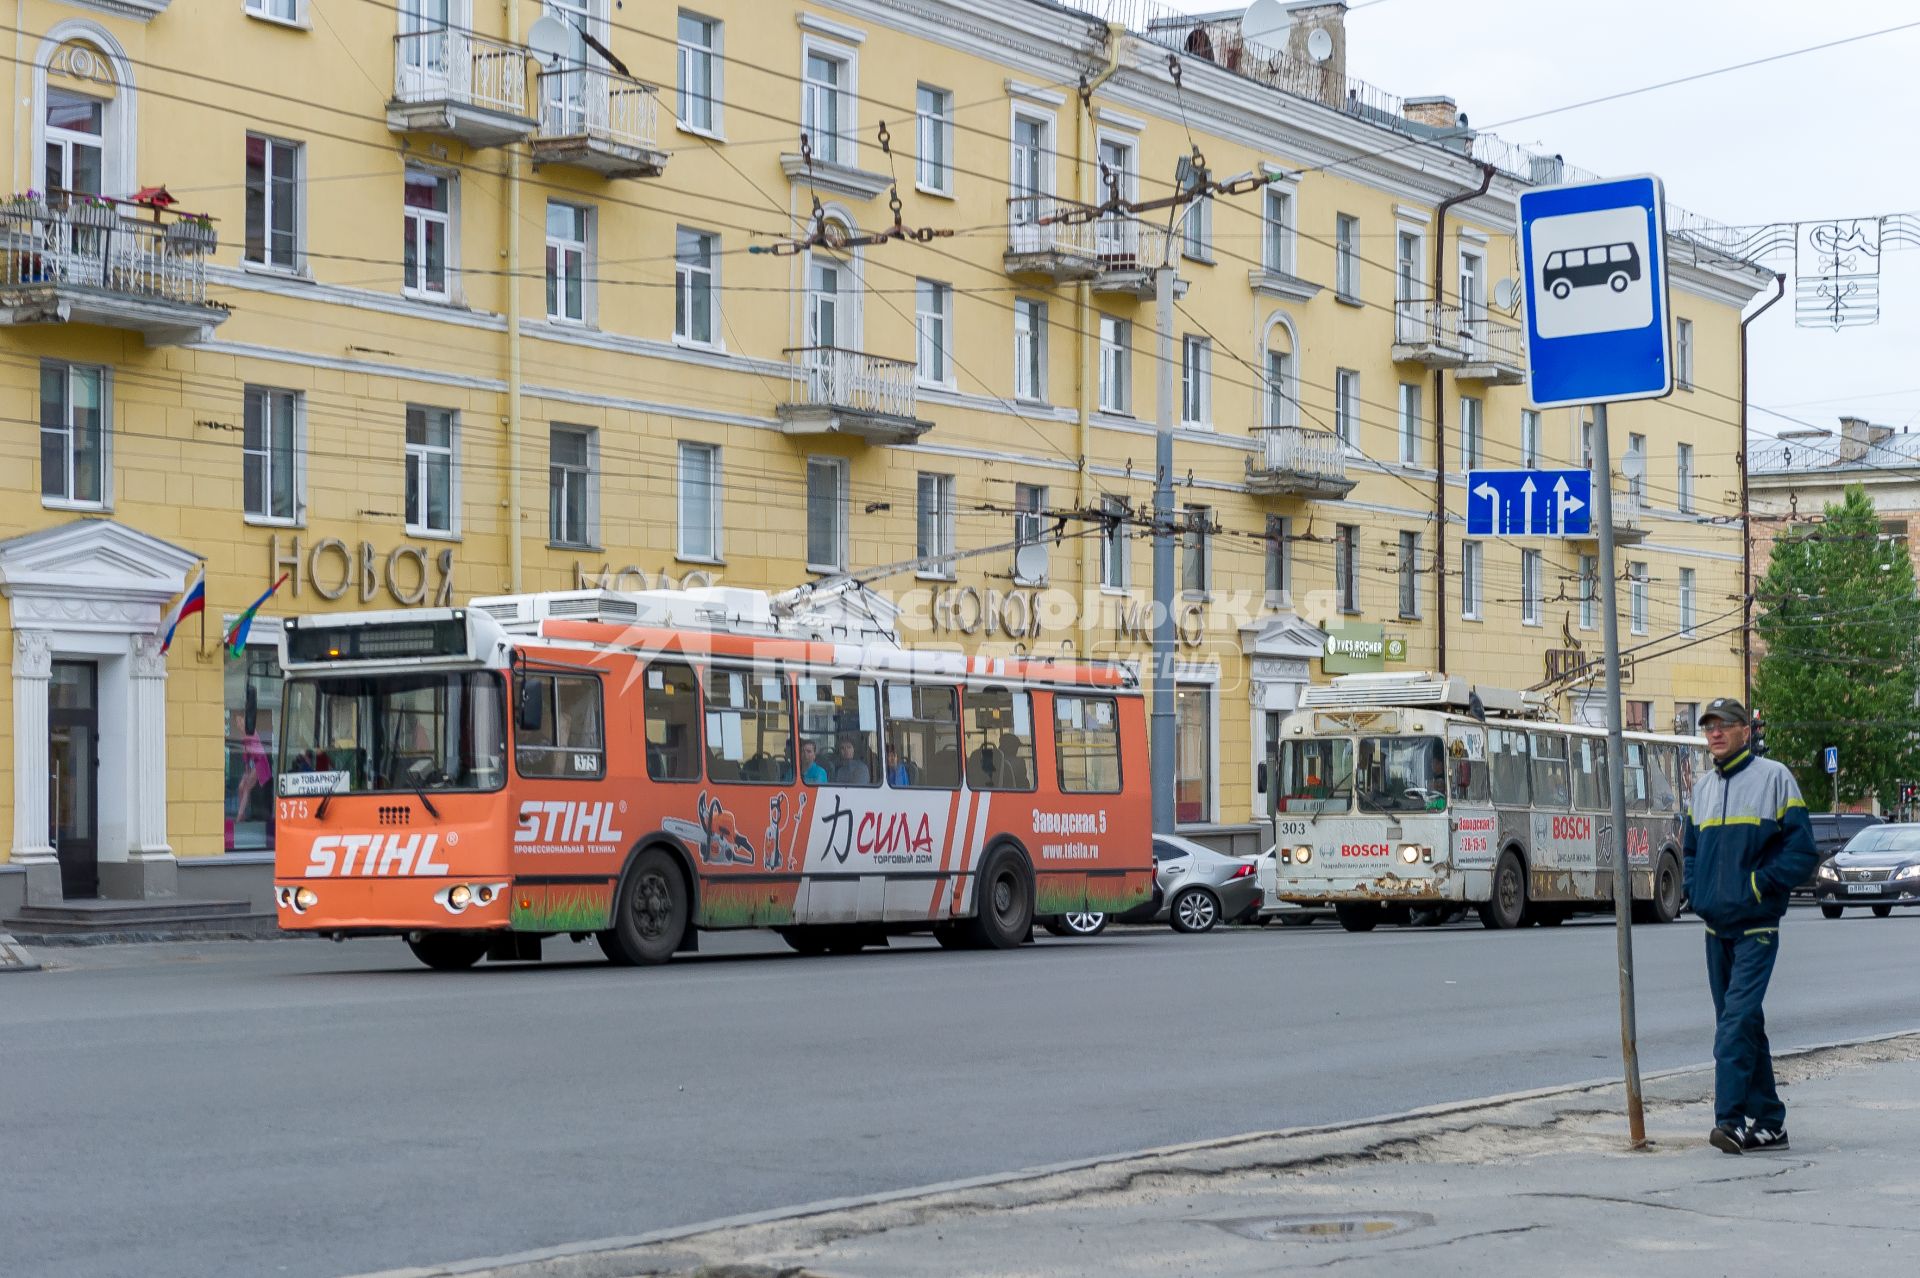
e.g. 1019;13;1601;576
604;848;687;966
1170;887;1221;933
1333;903;1378;932
1649;852;1684;924
407;933;488;970
1479;851;1528;930
776;927;834;956
964;847;1034;950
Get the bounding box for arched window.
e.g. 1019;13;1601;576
1261;313;1300;431
34;26;137;200
803;209;862;352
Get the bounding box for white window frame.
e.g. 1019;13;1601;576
677;440;723;562
1679;567;1697;637
1099;316;1131;415
243;385;303;526
1334;368;1359;446
915;278;953;388
1579;554;1598;630
1181;193;1212;264
1677;442;1695;513
1181;335;1212;429
1626;433;1647;502
550;425;598;549
244;133;302;272
1676;316;1694;390
1336;523;1360;613
1398;381;1422;466
1100;494;1130;591
1013;297;1047;402
1461;540;1483;621
1014;482;1049;585
404;404;459;537
1181;504;1211;599
1399;530;1421;618
806;455;848;574
1459;396;1483;470
915;472;955;578
1010;108;1055;205
676;10;723;138
1263;184;1296;276
1335;212;1359;300
675;225;719;347
1629;561;1649;635
1262;314;1298;431
546;200;592;326
40;360;111;512
1521;409;1541;468
246;0;304;26
402;165;454;302
915;83;954;196
801;37;857;168
1520;549;1542;626
1265;514;1291;604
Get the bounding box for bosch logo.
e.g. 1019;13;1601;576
1340;844;1390;858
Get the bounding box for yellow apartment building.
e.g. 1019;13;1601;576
0;0;1772;914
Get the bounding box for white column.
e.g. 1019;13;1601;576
10;631;55;864
127;633;173;861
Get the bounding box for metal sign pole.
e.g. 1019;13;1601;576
1591;401;1647;1147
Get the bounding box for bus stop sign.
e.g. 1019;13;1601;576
1519;175;1673;409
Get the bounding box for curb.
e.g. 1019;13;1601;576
0;932;41;972
342;1027;1920;1278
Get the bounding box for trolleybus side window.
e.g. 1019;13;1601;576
515;672;606;779
798;675;879;787
1678;745;1708;799
1357;736;1446;813
1529;731;1571;809
964;686;1035;791
704;666;794;783
1489;728;1530;807
1055;693;1123;794
887;683;961;788
1647;743;1681;813
1571;735;1608;812
1446;724;1490;804
1623;741;1651;812
643;662;702;782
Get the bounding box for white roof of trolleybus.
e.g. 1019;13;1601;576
1284;673;1704;746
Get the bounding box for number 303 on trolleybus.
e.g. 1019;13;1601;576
272;589;1153;969
1263;673;1707;932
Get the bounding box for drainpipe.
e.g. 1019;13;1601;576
1429;161;1494;676
1740;271;1787;705
505;0;525;593
1076;23;1124;653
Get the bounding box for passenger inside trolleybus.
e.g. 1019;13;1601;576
1357;736;1448;814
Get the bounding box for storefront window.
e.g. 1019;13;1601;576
225;645;283;851
1174;684;1211;825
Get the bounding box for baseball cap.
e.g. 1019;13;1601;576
1698;697;1750;728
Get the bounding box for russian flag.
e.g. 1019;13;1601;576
160;569;205;655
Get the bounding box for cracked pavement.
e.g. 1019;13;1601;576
412;1034;1920;1278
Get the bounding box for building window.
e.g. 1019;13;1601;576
916;84;953;194
675;226;717;345
1521;549;1542;625
1265;515;1291;601
1265;341;1295;429
546;201;590;325
1675;700;1700;736
1182;194;1211;262
1100;495;1129;590
243;387;300;524
1626;433;1647;501
246;0;301;21
244;134;300;270
916;472;955;573
1521;409;1541;468
802;45;853;165
1677;442;1695;513
1629;561;1649;634
40;362;107;508
1398;382;1422;466
1181;335;1211;428
1679;567;1697;636
676;11;722;134
1334;368;1359;446
1014;298;1046;401
678;441;722;561
1181;505;1211;598
402;166;451;299
1099;316;1131;414
1579;553;1598;630
404;405;456;534
1676;316;1694;390
1264;185;1295;275
806;456;848;572
1336;523;1360;613
1335;212;1359;299
1459;396;1483;470
1580;413;1595;469
1399;530;1421;618
916;279;952;386
1014;482;1048;584
44;87;106;197
550;426;596;548
1011;112;1050;205
1395;229;1423;313
1461;540;1483;620
1626;701;1653;734
224;643;284;853
1174;684;1213;825
805;244;851;348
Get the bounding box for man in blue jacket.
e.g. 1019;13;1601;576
1683;697;1818;1155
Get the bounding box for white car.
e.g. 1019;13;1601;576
1253;847;1330;926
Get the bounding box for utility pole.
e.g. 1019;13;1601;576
1592;402;1647;1148
1151;262;1177;834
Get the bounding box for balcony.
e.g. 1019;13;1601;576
0;197;228;346
1090;214;1172;298
1244;427;1356;499
1455;314;1527;385
531;65;668;179
776;347;932;446
387;30;536;148
1004;196;1100;282
1391;299;1468;368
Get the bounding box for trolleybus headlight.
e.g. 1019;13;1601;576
1400;845;1421;864
294;887;319;911
448;884;473;909
1294;846;1312;865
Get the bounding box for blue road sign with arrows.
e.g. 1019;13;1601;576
1519;175;1672;409
1467;468;1593;537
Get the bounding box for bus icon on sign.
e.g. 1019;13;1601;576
1543;243;1641;299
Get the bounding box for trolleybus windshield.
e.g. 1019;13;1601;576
1356;736;1447;813
280;672;506;794
1278;737;1354;814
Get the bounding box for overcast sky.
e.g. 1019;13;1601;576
1159;0;1920;440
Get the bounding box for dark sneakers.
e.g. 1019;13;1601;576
1743;1126;1790;1152
1709;1125;1746;1155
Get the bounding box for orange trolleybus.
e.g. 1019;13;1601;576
272;588;1153;969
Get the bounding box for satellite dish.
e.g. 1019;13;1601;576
1306;27;1335;64
526;15;571;67
1241;0;1290;46
1014;541;1049;584
1493;278;1521;311
1621;448;1647;481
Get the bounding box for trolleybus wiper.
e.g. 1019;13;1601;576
405;773;442;821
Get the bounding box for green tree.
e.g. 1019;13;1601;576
1754;484;1920;810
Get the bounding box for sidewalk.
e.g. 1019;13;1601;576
390;1032;1920;1278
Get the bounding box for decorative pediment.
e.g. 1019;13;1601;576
1239;613;1328;661
0;519;200;627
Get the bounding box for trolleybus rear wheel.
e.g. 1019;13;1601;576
1333;903;1378;932
407;933;488;970
964;847;1034;950
601;848;687;966
1479;851;1528;930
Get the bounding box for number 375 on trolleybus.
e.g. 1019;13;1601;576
1263;673;1708;932
272;589;1153;969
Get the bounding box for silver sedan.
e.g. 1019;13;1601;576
1115;834;1264;933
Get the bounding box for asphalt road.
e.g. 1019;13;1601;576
4;906;1916;1278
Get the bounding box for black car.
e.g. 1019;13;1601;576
1798;812;1884;892
1812;823;1920;918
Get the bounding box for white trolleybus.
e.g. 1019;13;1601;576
1264;673;1708;931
